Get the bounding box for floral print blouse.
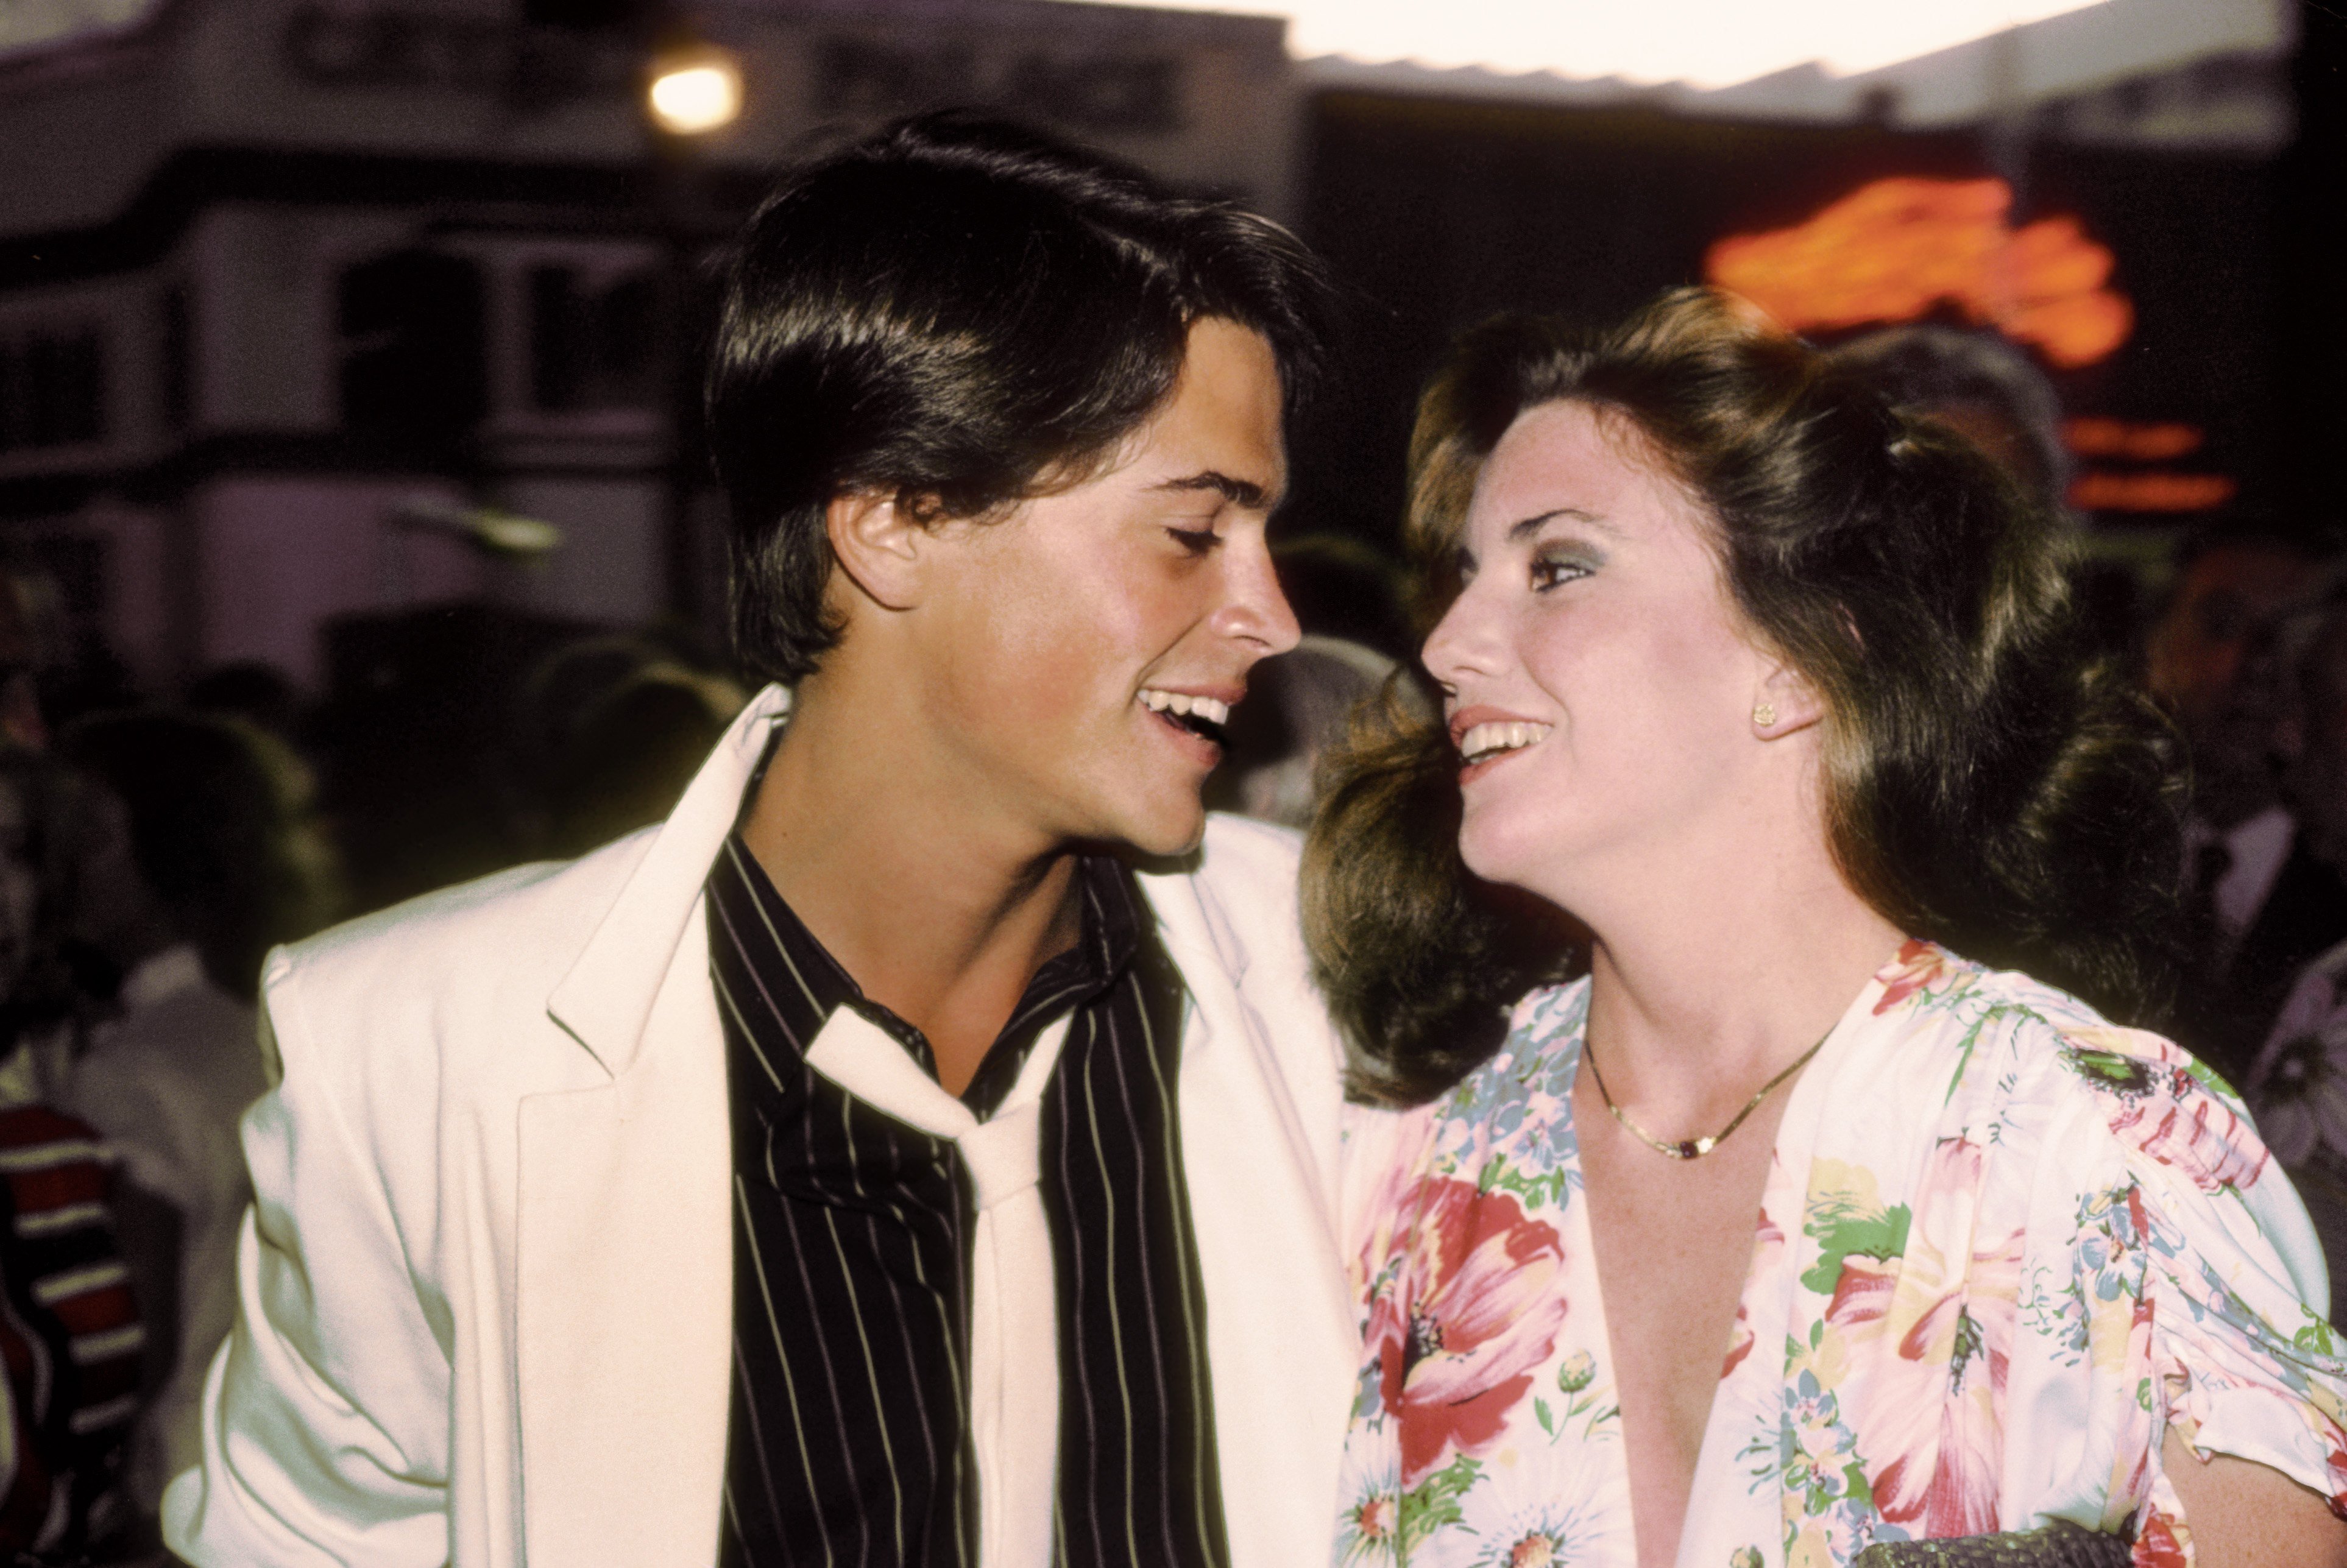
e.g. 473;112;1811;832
1335;941;2347;1568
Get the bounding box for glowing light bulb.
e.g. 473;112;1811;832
647;49;742;136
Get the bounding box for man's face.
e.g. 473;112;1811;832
2145;543;2318;823
2147;544;2316;732
2291;614;2347;859
900;317;1300;858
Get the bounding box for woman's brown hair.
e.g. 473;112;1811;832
1305;288;2187;1106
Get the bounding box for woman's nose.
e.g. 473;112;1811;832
1422;585;1499;688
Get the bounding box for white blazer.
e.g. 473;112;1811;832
163;685;1358;1568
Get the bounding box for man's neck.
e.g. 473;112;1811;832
738;680;1087;1096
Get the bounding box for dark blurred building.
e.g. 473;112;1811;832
0;0;2314;697
0;0;1298;696
1289;0;2303;556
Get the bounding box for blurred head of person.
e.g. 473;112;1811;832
0;750;85;1016
1307;288;2183;1103
2147;534;2323;726
2146;533;2326;826
541;665;746;857
60;712;338;1003
0;574;53;753
185;660;308;744
1824;323;2070;512
2279;601;2347;871
1206;635;1411;830
1269;534;1416;665
518;637;671;754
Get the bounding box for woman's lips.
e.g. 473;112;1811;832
1448;705;1553;777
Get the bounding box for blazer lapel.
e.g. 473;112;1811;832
1146;870;1357;1568
515;685;790;1565
512;699;1352;1566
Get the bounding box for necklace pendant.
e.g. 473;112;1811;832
1588;1027;1830;1166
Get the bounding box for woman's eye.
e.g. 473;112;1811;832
1167;526;1219;557
1531;554;1590;590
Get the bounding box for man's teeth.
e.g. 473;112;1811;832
1459;720;1552;762
1140;689;1230;726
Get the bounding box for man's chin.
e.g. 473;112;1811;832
1113;799;1209;862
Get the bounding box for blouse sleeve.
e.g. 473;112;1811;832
2078;1023;2347;1519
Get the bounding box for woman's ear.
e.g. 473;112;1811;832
824;490;926;612
1752;661;1826;738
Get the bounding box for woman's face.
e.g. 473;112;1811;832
1421;400;1777;906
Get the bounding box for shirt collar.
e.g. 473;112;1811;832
708;833;1142;1111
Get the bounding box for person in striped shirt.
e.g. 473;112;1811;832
0;749;144;1559
165;114;1359;1568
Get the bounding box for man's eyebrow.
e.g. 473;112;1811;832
1155;471;1276;510
1507;507;1613;543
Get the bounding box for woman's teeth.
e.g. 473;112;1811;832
1459;720;1552;763
1140;689;1230;726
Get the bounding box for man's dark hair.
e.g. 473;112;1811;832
706;111;1333;684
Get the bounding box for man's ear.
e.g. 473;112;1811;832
1753;660;1827;738
824;490;926;612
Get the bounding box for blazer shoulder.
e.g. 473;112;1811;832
1151;813;1314;1000
1195;811;1304;880
1197;810;1306;936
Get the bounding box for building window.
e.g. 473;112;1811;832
0;324;108;454
337;249;487;449
526;263;657;414
160;285;193;432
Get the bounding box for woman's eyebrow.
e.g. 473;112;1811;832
1508;507;1612;543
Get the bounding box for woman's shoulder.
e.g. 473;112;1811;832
1336;976;1592;1222
1865;940;2134;1055
1854;944;2312;1271
1856;945;2244;1135
1797;950;2346;1533
1437;978;1593;1124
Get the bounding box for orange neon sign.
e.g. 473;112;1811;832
2067;471;2237;512
2061;418;2203;461
1705;177;2133;368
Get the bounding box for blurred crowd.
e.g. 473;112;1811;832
0;587;759;1564
0;320;2332;1563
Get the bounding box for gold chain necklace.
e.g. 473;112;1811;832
1582;1030;1829;1160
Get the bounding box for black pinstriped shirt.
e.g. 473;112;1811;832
707;832;1228;1568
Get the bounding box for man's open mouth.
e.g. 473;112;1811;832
1141;688;1231;748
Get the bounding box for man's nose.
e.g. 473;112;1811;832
1216;536;1302;657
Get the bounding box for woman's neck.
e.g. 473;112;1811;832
1563;803;1903;1129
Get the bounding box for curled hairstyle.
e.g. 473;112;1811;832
706;112;1332;684
1306;288;2187;1106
